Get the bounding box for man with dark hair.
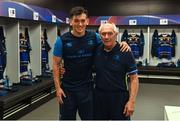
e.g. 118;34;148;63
53;6;130;120
69;6;88;18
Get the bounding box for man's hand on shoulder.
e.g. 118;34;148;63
120;41;131;52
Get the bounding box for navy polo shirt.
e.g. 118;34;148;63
94;42;138;92
53;31;101;91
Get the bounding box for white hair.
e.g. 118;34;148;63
98;22;119;33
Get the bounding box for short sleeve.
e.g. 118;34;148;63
126;52;138;75
95;33;102;45
53;36;63;57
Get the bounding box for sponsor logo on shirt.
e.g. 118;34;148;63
88;40;94;45
66;42;72;47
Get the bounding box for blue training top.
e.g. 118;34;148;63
94;42;138;92
53;31;101;91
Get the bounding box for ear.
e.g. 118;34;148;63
86;18;89;25
69;19;73;26
115;32;118;36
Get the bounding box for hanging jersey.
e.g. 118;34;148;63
158;34;173;59
121;29;129;41
41;37;51;72
0;26;6;79
151;29;159;57
151;30;177;59
171;29;177;57
20;36;29;65
121;29;144;59
0;54;6;79
139;30;145;56
128;34;141;58
19;33;31;73
41;38;51;64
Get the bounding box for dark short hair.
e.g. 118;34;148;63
69;6;88;18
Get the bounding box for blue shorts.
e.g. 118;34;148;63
94;88;130;120
59;88;93;120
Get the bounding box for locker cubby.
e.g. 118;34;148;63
41;23;57;71
119;26;149;63
0;18;19;84
0;18;69;85
149;26;180;66
19;21;41;81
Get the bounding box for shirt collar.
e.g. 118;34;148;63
102;41;119;53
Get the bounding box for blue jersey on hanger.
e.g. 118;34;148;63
19;33;31;73
41;39;51;65
158;34;173;59
151;29;177;59
0;26;6;79
41;29;51;72
151;29;159;57
171;29;177;57
121;29;144;59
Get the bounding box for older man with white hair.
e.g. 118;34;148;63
94;22;139;120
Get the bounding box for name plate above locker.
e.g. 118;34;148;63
1;1;180;26
0;1;68;24
88;15;180;25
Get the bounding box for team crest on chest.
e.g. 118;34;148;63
113;55;120;61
